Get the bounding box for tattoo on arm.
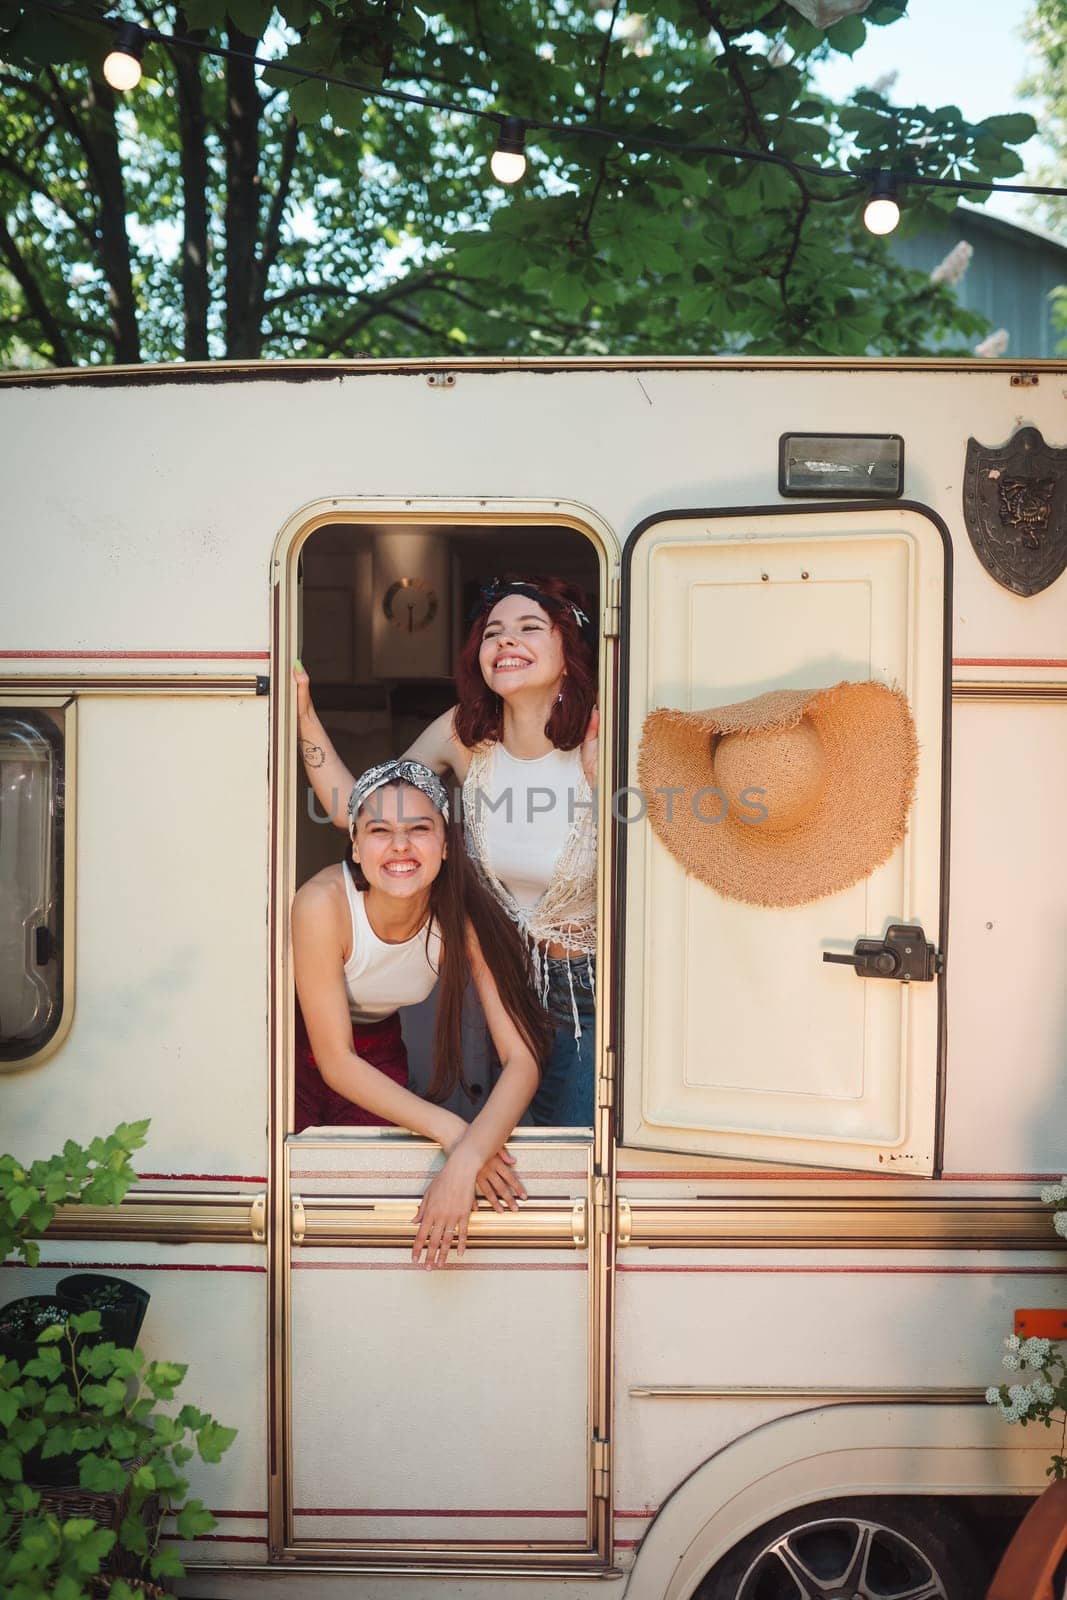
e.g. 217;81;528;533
301;741;326;769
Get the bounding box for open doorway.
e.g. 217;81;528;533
292;518;601;1122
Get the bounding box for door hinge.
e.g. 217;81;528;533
249;1193;267;1243
602;570;621;638
591;1435;611;1500
593;1175;612;1236
616;1196;632;1248
596;1048;616;1111
291;1196;306;1246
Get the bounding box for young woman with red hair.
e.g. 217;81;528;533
296;574;599;1126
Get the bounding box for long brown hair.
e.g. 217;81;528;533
347;796;551;1103
454;574;597;750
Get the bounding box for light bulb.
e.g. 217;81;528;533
863;171;900;236
103;23;144;92
490;148;526;184
490;117;526;185
864;196;900;235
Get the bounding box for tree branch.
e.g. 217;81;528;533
0;214;74;364
45;67;140;359
223;22;263;357
170;13;210;360
254;112;299;319
0;155;97;245
694;0;773;152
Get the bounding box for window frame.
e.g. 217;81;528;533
0;693;77;1073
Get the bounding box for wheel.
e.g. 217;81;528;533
694;1496;987;1600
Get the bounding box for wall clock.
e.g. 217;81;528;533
382;577;438;634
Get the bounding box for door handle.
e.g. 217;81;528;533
823;923;941;983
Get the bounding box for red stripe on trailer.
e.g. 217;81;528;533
0;649;269;659
294;1507;585;1518
617;1264;1064;1275
292;1261;587;1271
5;1260;266;1273
136;1172;268;1182
291;1169;588;1180
952;656;1067;667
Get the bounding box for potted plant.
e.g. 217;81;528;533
0;1123;237;1599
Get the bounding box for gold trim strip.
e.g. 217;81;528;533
188;1557;624;1579
953;680;1067;702
48;1191;263;1245
8;354;1067;382
294;1195;587;1250
0;675;266;695
277;1545;615;1571
620;1196;1061;1250
628;1384;984;1402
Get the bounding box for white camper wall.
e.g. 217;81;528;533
1;362;1066;1173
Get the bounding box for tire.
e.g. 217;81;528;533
693;1496;987;1600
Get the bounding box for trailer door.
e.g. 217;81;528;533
618;503;949;1175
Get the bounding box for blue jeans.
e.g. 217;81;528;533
527;956;596;1128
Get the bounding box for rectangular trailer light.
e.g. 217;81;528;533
779;433;904;498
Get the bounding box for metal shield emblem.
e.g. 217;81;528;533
963;426;1067;596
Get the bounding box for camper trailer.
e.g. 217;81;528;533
1;356;1065;1599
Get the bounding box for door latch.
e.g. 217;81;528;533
823;923;941;983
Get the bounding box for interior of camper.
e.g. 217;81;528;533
292;518;601;1129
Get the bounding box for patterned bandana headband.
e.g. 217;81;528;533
477;579;595;646
347;759;450;837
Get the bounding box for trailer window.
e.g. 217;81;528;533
0;709;68;1065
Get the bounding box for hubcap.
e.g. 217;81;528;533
735;1514;949;1600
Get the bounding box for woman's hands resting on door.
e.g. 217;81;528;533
411;1111;526;1270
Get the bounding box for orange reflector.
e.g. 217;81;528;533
1014;1310;1067;1339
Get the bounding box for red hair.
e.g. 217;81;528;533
453;574;597;750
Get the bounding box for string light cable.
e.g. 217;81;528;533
18;0;1067;232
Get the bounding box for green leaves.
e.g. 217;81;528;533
0;1142;235;1598
0;2;1037;362
979;112;1038;145
1;1123;148;1265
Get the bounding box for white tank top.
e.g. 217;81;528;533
342;867;442;1025
475;744;584;910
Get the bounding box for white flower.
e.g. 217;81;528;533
1000;1401;1022;1423
975;329;1010;358
1008;1384;1033;1414
1022;1337;1052;1367
1003;1351;1021;1370
1054;1211;1067;1239
929;241;973;288
1005;1334;1022;1352
1034;1379;1056;1405
1040;1182;1067;1205
985;1386;1003;1405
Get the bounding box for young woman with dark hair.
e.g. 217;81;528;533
292;759;552;1269
296;573;600;1127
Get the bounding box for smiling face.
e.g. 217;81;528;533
478;593;566;700
352;782;446;900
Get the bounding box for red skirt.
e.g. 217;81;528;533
294;1007;410;1133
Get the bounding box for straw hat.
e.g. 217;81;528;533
637;681;918;908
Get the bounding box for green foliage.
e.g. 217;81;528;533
0;0;1034;362
0;1125;148;1269
1020;0;1067;237
0;1323;236;1596
0;1126;236;1597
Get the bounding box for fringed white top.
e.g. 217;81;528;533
462;742;597;1029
